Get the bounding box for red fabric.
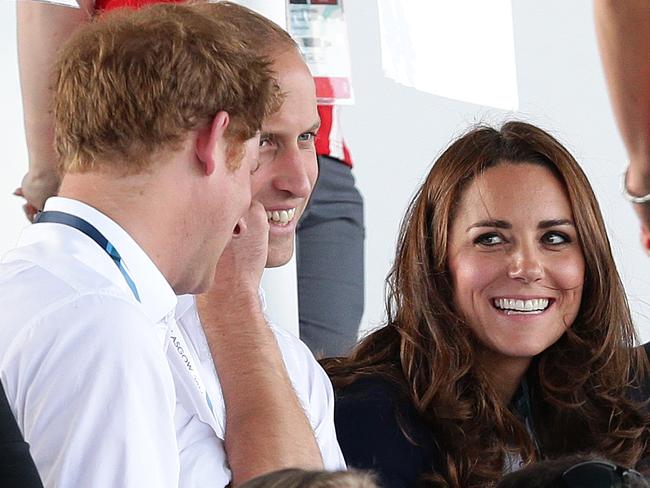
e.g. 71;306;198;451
315;105;333;159
314;77;352;100
95;0;180;11
94;0;352;167
316;105;353;167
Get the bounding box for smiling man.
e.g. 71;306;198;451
254;49;320;267
173;3;345;485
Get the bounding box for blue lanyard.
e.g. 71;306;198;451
36;212;218;421
34;211;141;302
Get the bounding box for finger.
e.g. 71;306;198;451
22;203;37;223
249;201;270;229
13;187;24;197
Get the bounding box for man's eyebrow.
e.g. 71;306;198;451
261;120;321;137
466;219;511;231
538;219;574;229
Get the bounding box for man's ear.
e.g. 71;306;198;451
195;111;230;176
641;225;650;256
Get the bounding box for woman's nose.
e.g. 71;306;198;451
507;245;544;283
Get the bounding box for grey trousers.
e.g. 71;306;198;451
296;155;365;358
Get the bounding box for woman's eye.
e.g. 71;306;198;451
542;231;570;245
475;233;504;246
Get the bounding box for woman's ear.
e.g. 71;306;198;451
195;111;230;176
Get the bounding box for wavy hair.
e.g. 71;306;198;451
324;121;649;487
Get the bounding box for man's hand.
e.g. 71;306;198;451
206;201;268;293
13;187;42;223
195;200;323;486
196;201;269;331
15;170;60;221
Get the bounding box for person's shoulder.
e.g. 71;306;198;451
334;374;439;487
52;292;154;339
0;259;150;357
334;373;406;439
268;327;349;469
2;287;161;381
0;254;139;327
0;260;75;315
269;323;321;373
334;374;414;437
0;250;164;391
336;374;404;408
268;324;334;405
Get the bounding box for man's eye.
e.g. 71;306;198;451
475;233;504;246
542;231;570;245
298;131;316;143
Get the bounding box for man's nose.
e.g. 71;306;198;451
273;147;313;198
507;244;545;283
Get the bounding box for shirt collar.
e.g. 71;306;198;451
38;197;177;323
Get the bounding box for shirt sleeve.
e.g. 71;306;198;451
269;325;346;470
3;293;179;488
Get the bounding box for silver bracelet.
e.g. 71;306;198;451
622;168;650;204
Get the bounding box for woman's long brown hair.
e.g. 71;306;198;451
324;121;649;487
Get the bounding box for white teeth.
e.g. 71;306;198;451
266;208;296;226
494;298;549;313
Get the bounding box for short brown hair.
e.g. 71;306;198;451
196;1;297;57
53;3;281;173
238;469;378;488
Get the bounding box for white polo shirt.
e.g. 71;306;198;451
0;197;344;488
173;294;346;486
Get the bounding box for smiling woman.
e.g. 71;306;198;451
322;121;650;488
447;163;585;403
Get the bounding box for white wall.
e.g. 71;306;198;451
0;2;30;255
341;0;650;342
1;0;648;343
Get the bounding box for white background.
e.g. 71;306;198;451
1;0;648;343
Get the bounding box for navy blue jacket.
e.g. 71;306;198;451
0;381;43;488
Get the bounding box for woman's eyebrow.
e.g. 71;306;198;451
466;218;575;232
466;219;511;231
538;219;574;229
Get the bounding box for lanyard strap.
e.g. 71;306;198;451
168;322;218;424
34;211;141;302
35;212;218;424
